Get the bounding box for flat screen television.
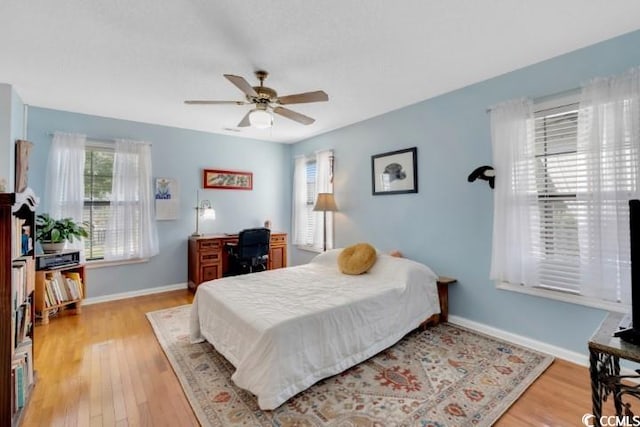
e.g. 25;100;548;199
614;199;640;344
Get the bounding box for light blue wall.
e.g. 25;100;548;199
290;29;640;355
27;107;291;298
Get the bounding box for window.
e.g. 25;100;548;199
304;160;317;244
491;68;640;310
83;143;113;260
292;150;334;251
46;134;158;264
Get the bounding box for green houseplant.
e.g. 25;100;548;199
36;213;89;253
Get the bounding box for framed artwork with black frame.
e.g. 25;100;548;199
371;147;418;195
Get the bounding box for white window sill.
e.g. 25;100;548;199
295;245;323;254
86;258;149;269
496;281;630;313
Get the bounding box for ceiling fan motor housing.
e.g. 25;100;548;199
250;86;277;104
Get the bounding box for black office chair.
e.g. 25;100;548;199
225;227;271;276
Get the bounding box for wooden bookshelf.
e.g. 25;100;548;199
1;189;38;427
34;263;86;325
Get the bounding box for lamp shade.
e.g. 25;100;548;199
249;108;273;129
200;200;216;219
313;193;338;212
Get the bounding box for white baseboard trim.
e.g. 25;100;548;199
447;314;589;367
83;282;188;306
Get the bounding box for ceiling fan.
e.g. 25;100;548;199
185;70;329;128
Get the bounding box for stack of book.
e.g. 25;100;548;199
11;338;34;415
10;246;35;417
43;271;84;307
11;217;26;258
11;259;33;311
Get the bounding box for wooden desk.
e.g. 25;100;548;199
589;312;640;426
188;232;287;291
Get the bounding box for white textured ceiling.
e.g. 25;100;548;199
1;1;640;143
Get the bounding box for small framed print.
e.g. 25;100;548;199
203;169;253;190
371;147;418;195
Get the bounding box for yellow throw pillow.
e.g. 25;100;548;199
338;243;377;275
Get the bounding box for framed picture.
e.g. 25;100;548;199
371;147;418;195
203;169;253;190
15;139;33;192
155;177;179;220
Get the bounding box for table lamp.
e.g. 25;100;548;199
192;195;216;237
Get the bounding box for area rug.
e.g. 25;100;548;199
147;305;553;427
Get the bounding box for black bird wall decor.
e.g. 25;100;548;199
468;165;495;189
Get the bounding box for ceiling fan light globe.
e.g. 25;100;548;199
249;109;273;129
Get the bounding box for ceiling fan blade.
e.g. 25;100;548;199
237;110;252;127
273;106;315;125
277;90;328;105
224;74;258;97
184;100;246;105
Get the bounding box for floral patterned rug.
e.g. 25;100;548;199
147;305;553;427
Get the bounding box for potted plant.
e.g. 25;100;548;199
36;213;89;253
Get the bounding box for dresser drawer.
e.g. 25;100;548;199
198;239;220;250
271;235;287;244
200;252;220;265
201;265;220;282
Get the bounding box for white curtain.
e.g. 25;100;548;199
489;99;540;286
292;155;308;246
577;67;640;302
313;149;334;250
44;132;86;258
291;150;335;250
104;139;159;260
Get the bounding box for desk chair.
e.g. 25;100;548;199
225;227;271;276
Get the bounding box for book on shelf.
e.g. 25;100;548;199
65;278;78;300
63;272;84;299
11;338;33;414
43;270;83;307
15;364;24;410
15;338;34;386
11;217;26;259
12;260;26;309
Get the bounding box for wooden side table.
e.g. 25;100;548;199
437;276;457;323
589;312;640;426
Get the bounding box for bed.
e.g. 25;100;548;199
189;249;440;410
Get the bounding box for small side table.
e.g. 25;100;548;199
437;276;457;323
589;312;640;426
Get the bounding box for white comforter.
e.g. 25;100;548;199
190;249;440;410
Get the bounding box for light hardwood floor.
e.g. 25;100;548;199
23;289;599;426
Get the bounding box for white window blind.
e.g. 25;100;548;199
533;102;582;293
304;160;317;244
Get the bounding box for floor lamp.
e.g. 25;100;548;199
313;193;338;252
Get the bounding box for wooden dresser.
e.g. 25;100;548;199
188;232;288;291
